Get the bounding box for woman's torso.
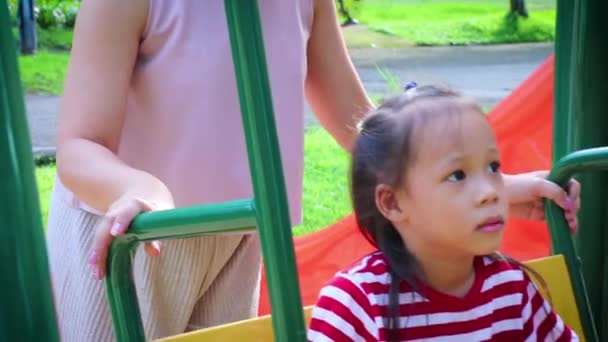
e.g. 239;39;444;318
57;0;313;225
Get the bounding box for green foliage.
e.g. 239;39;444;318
8;0;80;30
35;0;80;30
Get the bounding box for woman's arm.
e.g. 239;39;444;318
305;0;375;151
56;0;172;279
56;0;172;213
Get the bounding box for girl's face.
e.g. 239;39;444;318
388;109;508;259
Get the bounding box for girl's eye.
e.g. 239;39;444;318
488;161;501;173
447;170;466;182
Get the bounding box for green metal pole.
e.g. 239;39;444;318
554;0;608;340
552;0;579;158
0;2;59;341
225;0;307;341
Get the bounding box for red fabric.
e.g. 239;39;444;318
489;55;555;262
257;55;556;316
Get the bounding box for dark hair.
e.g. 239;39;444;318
350;85;547;341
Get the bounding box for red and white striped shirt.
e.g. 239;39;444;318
308;252;578;341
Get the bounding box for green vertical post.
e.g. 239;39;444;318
545;149;601;342
225;0;307;341
553;0;608;340
0;2;60;341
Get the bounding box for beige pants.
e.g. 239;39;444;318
46;188;262;341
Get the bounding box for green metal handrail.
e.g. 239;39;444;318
105;0;306;341
106;200;257;340
545;147;608;342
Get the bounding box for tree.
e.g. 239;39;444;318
510;0;528;18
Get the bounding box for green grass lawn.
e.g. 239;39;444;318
36;28;74;51
294;128;351;236
13;27;71;94
18;50;69;94
36;163;57;228
348;0;556;46
35;127;352;236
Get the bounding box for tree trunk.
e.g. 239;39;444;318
336;0;358;26
18;0;37;55
510;0;529;18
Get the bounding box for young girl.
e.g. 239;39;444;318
308;85;578;342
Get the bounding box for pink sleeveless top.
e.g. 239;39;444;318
56;0;313;225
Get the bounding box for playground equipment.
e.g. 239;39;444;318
1;0;606;341
0;3;58;341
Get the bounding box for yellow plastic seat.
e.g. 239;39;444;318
525;255;586;341
157;306;313;342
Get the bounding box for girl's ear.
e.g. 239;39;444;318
375;184;408;223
